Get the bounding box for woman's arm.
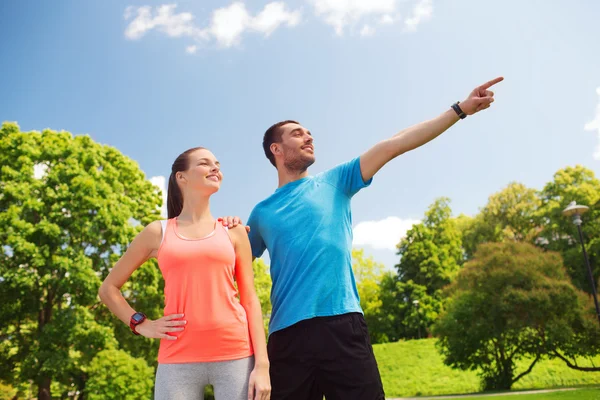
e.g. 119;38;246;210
98;221;185;340
230;224;271;400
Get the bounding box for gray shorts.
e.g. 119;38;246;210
154;356;254;400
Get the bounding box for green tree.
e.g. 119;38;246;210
252;258;272;334
460;182;541;259
0;380;17;400
385;198;463;339
85;349;153;400
396;198;463;292
351;249;386;343
368;272;397;342
102;258;165;369
434;242;600;391
377;277;441;341
537;166;600;293
480;182;540;242
0;122;162;399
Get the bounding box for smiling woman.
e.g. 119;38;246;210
98;147;272;400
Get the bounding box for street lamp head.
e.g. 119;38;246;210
562;201;590;217
563;201;589;226
412;300;419;305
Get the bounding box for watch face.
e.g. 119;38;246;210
132;313;145;322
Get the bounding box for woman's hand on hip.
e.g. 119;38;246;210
136;314;186;340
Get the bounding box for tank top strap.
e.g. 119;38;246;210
214;223;236;253
157;218;176;258
159;220;168;244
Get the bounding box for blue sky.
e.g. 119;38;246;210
2;0;600;269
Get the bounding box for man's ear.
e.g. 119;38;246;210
270;142;281;156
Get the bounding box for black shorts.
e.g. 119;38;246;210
267;312;385;400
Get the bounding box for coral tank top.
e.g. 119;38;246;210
156;218;253;363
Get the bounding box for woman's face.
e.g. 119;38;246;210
177;148;223;195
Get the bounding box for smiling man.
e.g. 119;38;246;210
245;77;503;400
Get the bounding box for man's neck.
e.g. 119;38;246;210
277;167;309;189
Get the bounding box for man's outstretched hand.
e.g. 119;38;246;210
458;76;504;116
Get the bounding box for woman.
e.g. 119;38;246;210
99;147;270;400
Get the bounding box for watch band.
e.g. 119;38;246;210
130;312;146;335
451;102;466;119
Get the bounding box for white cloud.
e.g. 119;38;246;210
250;2;302;37
124;2;302;50
310;0;396;36
202;2;302;47
379;14;395;24
360;24;375;37
125;1;432;49
353;216;419;251
404;0;433;32
150;176;167;218
124;4;198;40
33;163;48;180
205;2;251;47
584;87;600;160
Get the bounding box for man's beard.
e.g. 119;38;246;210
283;154;315;173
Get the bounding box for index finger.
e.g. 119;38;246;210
480;76;504;90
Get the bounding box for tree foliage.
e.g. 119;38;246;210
397;198;463;292
383;198;463;339
351;249;386;343
460;182;541;259
85;349;154;400
0;122;162;398
434;242;600;391
252;258;272;334
536;166;600;293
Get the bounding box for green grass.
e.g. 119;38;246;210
461;388;600;399
373;339;600;398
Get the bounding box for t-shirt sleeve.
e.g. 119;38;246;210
247;207;266;258
322;156;373;197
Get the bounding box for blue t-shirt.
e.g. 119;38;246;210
247;157;372;334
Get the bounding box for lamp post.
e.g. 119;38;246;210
413;300;421;339
562;201;600;326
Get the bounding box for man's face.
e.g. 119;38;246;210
275;123;315;172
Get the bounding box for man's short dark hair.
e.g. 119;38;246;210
262;120;299;167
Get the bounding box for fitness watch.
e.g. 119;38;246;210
451;101;467;119
130;312;147;335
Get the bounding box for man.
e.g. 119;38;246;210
243;77;503;399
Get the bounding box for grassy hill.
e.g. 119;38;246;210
373;338;600;397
